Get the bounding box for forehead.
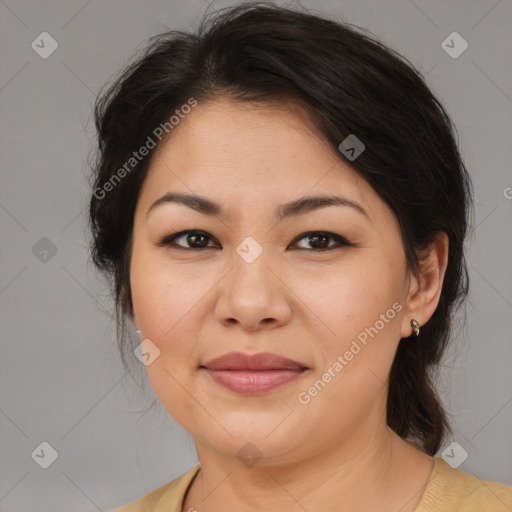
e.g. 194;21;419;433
139;99;379;221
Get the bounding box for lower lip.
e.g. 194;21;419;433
202;368;307;395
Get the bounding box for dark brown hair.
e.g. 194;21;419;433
88;2;473;455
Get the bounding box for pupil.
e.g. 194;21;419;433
311;234;329;248
189;234;208;247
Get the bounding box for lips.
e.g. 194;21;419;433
200;352;309;395
201;351;308;371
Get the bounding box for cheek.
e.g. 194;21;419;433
129;248;202;392
296;256;403;378
299;256;399;331
130;244;209;339
291;264;400;435
130;248;207;424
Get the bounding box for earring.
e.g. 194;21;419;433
410;319;420;338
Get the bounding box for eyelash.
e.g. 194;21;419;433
156;230;355;252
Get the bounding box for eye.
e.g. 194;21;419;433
156;230;354;251
290;231;354;251
156;230;220;250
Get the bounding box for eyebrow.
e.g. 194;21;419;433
146;192;369;222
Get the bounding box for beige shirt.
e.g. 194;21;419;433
113;456;512;512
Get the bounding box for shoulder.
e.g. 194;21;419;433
459;481;512;511
416;456;512;512
112;464;201;512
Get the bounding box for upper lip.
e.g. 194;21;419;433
201;352;309;371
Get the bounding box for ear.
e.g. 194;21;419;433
130;311;140;335
400;231;449;338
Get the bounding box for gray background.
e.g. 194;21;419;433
1;0;511;510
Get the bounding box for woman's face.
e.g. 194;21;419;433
130;98;418;465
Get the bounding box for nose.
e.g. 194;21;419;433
214;252;293;331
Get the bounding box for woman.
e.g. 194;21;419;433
88;3;512;511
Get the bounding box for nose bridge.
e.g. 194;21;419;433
230;236;274;301
233;239;269;285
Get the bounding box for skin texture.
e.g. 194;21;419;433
129;98;449;512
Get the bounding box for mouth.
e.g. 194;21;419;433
200;351;309;395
